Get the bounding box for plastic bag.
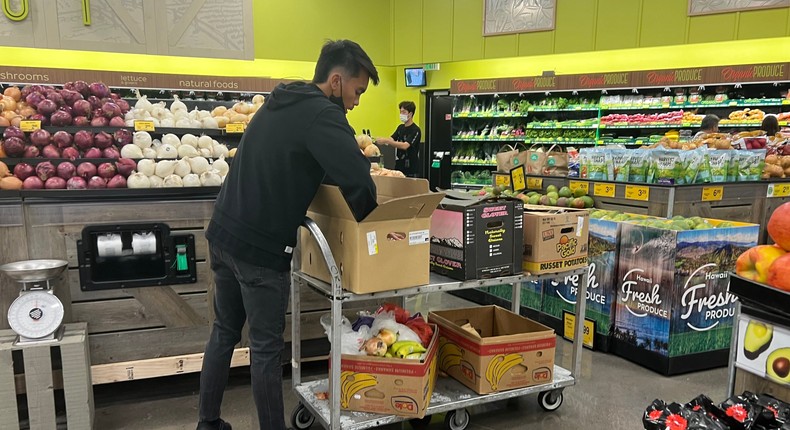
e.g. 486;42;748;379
368;310;422;345
320;314;369;355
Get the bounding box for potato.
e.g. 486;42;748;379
363;144;381;157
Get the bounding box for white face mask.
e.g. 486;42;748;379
399;113;409;123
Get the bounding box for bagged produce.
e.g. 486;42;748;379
628;149;651;183
650;149;684;185
681;147;709;185
608;149;631;182
707;150;731;183
737;149;766;182
580;147;608;181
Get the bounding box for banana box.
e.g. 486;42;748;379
429;306;556;395
337;325;439;418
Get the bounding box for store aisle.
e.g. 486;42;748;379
92;293;728;430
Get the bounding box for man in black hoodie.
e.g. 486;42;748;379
197;40;379;430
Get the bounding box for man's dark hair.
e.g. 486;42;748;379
762;115;780;136
399;101;416;115
312;40;379;85
701;114;720;131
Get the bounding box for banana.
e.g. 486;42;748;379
395;343;427;358
492;353;524;390
340;372;377;408
390;340;423;355
485;355;505;390
404;352;424;360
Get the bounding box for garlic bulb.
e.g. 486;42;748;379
148;175;164;188
163;174;184;187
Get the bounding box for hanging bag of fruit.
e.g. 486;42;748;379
542;144;569;177
495;143;528;173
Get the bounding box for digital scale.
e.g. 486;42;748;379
0;259;68;344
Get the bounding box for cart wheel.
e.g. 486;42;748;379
291;403;315;429
537;390;563;412
409;416;432;429
444;408;470;430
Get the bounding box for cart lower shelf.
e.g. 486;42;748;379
293;365;574;430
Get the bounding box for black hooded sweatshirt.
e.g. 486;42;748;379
206;82;378;271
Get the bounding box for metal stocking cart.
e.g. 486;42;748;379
290;218;589;430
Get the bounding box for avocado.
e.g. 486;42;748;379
744;321;773;360
766;347;790;384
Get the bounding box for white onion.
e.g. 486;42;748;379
201;116;218;128
151;103;168;120
183;173;201;187
188;109;199;120
127;172;151;189
170;95;187;114
163;174;184;187
187;156;210;175
181;134;198;148
212;143;229;158
134;89;153;112
133;131;153;149
174;158;191;177
198;110;211;119
198;135;214;149
175;118;192;128
177;144;199;158
160;118;175;128
156;144;178;159
174;111;189;122
200;148;212;157
200;170;222;187
125;111;135;121
151;139;162;149
148;175;164;188
137;159;156;176
190;119;202;128
121;144;144;159
212;155;229;176
143;147;157;159
155;160;178;178
162;134;180;148
125;119;135;127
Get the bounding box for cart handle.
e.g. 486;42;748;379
301;217;343;298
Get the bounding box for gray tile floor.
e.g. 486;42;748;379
92;292;729;430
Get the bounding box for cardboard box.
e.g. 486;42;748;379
338;325;439;418
430;192;523;280
522;205;589;275
611;219;759;375
429;306;556;395
301;176;444;294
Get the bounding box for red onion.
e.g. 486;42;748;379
53;131;73;148
102;147;120;159
25;92;45;107
61;89;83;106
90;116;108;127
110;93;120;100
107;174;127;188
13;163;35;180
59;105;73;117
62;147;79;160
66;176;87;189
94;131;113;149
2;137;26;157
102;102;121;119
72;99;91;117
73;116;90;127
84;148;102;158
63;82;75;91
89;82;110;98
74;131;94;150
37;99;58;116
87;96;102;110
97;162;116;179
20;85;33;99
77;162;97;179
29;114;50;126
30;129;51;147
87;176;107;189
114;129;132;146
116;98;130;113
109;116;126;127
36;161;56;181
3;126;25;140
45;176;67;189
24;145;40;158
56;162;76;179
23;176;44;189
47;91;64;106
50;110;72;126
42;144;61;158
73;81;90;97
115;158;136;176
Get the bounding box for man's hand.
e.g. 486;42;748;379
376;137;394;145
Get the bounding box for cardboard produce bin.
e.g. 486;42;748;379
430;193;523;280
522;205;589;275
429;306;556;395
611;219;759;375
337;326;439;418
301;176;444;294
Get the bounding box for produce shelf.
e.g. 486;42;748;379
526;124;598;129
601;99;786;110
451;137;524;142
451;161;497;167
451;183;486;189
0;125;226;137
729;274;790;321
17;186;221;200
522;140;597;145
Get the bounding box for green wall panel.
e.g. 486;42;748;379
484;34;519;59
737;9;789;40
517;31;555;56
393;0;424;65
554;0;596;54
452;0;484;61
639;0;687;47
423;0;454;63
688;13;738;44
596;0;641;50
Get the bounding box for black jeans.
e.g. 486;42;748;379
199;243;290;430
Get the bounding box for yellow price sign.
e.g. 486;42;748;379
563;312;594;349
702;186;724;202
767;183;790;198
569;181;589;195
226;122;246;133
134;120;155;132
625;185;650;201
527;177;543;190
19;120;41;132
493;173;511;188
593;182;615;198
510;165;526;192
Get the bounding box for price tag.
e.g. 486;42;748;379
767;183;790;198
562;311;595;349
134;120;155;132
729;101;738;106
783;99;790;105
702;186;724;202
527;177;543;190
226;122;246;133
510;165;527;192
593;183;615;198
569;180;589;195
493;173;512;189
625;185;650;201
19;120;41;132
661;103;670;108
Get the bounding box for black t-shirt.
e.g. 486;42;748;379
392;123;421;174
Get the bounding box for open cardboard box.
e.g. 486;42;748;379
301;176;444;294
336;324;439;418
429;306;556;394
522;205;589;275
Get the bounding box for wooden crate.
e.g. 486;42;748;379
0;323;93;430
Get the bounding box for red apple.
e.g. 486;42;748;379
768;202;790;251
767;253;790;292
736;245;787;283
